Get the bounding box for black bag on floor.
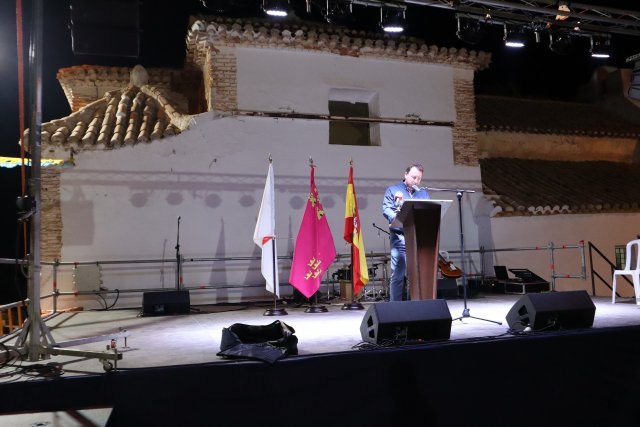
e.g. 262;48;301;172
217;320;298;363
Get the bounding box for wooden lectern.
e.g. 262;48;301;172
390;200;452;300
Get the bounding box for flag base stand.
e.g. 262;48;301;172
264;294;287;316
342;301;364;310
305;304;328;313
264;307;288;316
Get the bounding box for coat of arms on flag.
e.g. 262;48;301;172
289;161;336;298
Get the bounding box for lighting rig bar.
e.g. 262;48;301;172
376;0;640;37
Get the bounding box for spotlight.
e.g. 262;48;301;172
590;35;611;58
262;0;289;17
456;16;484;45
380;7;405;33
200;0;233;13
16;195;35;214
549;33;572;55
325;0;354;26
555;1;570;21
504;26;527;48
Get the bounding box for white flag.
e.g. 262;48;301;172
253;163;279;297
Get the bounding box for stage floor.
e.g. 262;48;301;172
2;292;640;426
1;292;638;376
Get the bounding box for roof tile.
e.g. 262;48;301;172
186;16;492;71
26;85;190;154
476;95;640;137
480;158;640;216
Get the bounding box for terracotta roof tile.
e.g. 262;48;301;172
476;95;640;137
186;16;492;71
480;158;640;216
56;65;204;114
27;85;191;154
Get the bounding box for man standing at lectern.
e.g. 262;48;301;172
382;164;430;301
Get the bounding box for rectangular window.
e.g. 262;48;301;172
328;101;370;146
328;88;380;146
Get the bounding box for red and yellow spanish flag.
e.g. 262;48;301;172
289;165;337;298
344;164;369;295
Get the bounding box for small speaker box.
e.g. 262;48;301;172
142;290;190;316
360;300;452;344
506;290;595;331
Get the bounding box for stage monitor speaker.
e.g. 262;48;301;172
142;290;190;316
506;290;595;331
437;278;458;299
360;300;452;344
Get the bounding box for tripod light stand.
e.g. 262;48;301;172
1;0;127;371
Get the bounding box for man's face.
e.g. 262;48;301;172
404;167;423;188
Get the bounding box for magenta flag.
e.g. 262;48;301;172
289;165;337;298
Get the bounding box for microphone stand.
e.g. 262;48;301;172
372;223;391;301
425;187;501;325
372;223;389;236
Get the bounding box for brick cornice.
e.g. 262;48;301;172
185;16;492;71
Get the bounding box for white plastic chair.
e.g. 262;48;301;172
612;239;640;304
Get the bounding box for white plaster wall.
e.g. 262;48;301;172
46;112;480;310
44;110;637;310
46;47;636;311
486;214;640;297
235;47;455;121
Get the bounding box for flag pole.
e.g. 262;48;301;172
305;289;328;313
304;157;328;313
342;158;364;310
342;224;364;311
264;236;286;315
263;154;287;316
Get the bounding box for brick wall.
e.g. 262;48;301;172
40;167;61;261
210;47;238;112
452;77;479;166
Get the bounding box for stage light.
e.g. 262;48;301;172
16;195;35;214
262;0;289;17
534;30;542;43
380;7;405;33
549;33;572;55
456;16;484;45
325;0;354;26
200;0;234;13
555;1;570;21
504;25;527;48
590;35;611;58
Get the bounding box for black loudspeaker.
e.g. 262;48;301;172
142;290;190;316
437;278;458;299
506;290;596;331
360;300;452;344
